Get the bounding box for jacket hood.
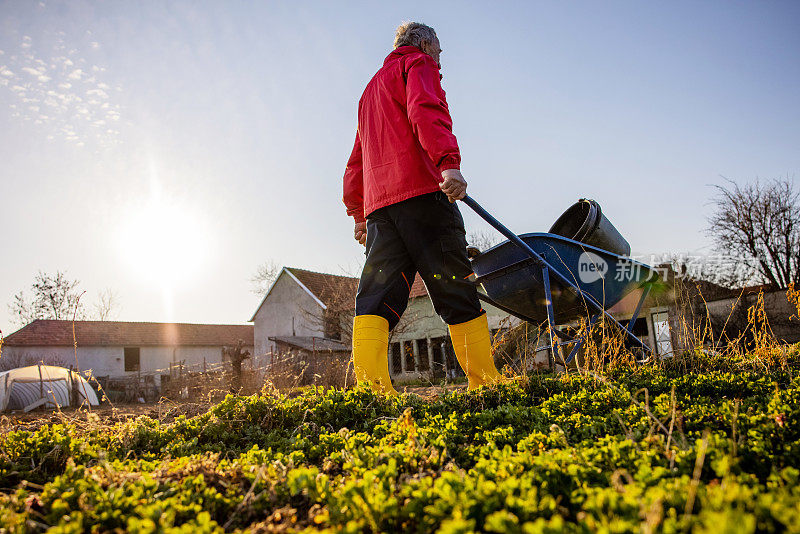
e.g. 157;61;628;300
384;45;430;65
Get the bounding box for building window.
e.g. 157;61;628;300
391;342;402;375
417;338;430;371
124;347;140;372
404;340;415;371
652;312;673;357
431;336;446;376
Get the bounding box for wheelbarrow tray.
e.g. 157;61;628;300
471;232;655;324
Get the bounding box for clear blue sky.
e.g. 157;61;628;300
1;1;798;333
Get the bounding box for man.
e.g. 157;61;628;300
343;22;502;395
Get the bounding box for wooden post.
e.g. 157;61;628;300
38;363;44;401
313;338;318;383
71;370;79;407
426;338;434;376
68;365;74;407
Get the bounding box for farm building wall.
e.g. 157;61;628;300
702;288;800;344
0;345;253;383
761;289;800;343
252;272;325;358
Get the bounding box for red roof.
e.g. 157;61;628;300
288;267;430;302
285;267;360;310
3;320;254;347
409;273;429;298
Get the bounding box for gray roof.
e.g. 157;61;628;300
268;336;350;353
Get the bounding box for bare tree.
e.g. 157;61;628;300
298;271;360;342
223;339;251;392
9;271;86;327
251;260;282;296
93;288;120;321
707;177;800;289
467;230;501;252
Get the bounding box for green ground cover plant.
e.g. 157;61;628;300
1;346;800;533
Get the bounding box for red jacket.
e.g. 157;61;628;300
343;46;461;223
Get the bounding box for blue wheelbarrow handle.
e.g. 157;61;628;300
460;196;547;267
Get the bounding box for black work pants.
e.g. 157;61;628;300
355;191;482;330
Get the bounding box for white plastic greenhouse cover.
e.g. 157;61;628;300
0;364;99;412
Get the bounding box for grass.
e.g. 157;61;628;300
0;288;799;532
1;344;799;532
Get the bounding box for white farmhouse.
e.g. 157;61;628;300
250;267;355;360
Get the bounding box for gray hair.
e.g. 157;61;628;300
393;22;437;49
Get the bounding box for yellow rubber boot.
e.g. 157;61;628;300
352;315;398;396
448;313;502;390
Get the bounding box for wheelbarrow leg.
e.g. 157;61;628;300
565;285;652;366
564;313;601;366
540;265;562;370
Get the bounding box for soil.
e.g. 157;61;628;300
1;384;465;431
1;401;212;431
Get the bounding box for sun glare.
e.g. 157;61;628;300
118;200;208;287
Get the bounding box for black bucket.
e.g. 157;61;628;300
549;199;631;256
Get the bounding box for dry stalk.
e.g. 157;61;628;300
788;282;800;321
665;386;677;468
70;291;96;412
631;388;688;450
732;399;740;458
683;430;710;521
642;497;664;534
612;410;640;451
223;467;265;530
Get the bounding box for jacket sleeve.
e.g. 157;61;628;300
405;55;461;173
342;130;366;223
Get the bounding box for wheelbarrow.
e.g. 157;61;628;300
460;195;657;368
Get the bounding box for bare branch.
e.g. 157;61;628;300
93;288;120;321
251;260;282;296
706;177;799;289
467;230;501;252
